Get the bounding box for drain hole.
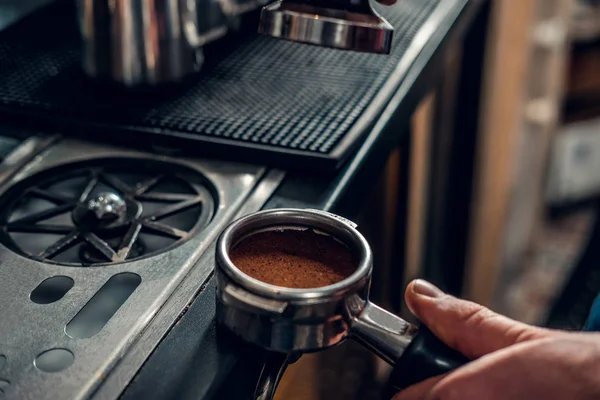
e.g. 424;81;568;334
30;276;74;304
34;348;74;373
65;273;141;338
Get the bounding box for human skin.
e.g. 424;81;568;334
392;279;600;400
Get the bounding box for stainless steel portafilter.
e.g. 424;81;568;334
215;209;468;399
257;0;394;53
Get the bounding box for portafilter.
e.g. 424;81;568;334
215;209;468;399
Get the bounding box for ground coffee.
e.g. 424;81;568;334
229;229;357;289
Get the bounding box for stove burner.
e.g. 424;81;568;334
0;159;215;266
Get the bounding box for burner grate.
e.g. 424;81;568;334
0;159;215;265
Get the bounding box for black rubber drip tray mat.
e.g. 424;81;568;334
0;0;441;170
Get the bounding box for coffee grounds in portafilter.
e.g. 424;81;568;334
229;229;357;289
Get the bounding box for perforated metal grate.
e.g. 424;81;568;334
0;0;441;168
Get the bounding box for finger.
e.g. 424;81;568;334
425;345;532;400
426;338;596;400
392;374;446;400
404;279;551;359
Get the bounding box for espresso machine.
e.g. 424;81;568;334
77;0;394;87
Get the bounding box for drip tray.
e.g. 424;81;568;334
0;138;278;400
0;0;448;170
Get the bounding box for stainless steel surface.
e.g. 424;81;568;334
77;0;267;86
254;352;291;400
218;209;372;302
0;135;60;188
216;209;371;352
350;301;417;364
77;0;208;86
93;169;285;400
215;209;419;399
258;0;394;53
0;138;283;400
74;192;128;225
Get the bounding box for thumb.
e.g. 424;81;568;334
404;279;552;359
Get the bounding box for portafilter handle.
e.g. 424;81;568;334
350;301;469;393
252;302;468;400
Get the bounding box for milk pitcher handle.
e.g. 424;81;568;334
350;301;469;393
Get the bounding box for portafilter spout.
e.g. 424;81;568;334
257;0;394;53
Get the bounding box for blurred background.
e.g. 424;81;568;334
274;0;600;398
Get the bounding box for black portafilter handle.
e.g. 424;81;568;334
385;325;469;396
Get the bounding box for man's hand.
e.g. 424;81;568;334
393;279;600;400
